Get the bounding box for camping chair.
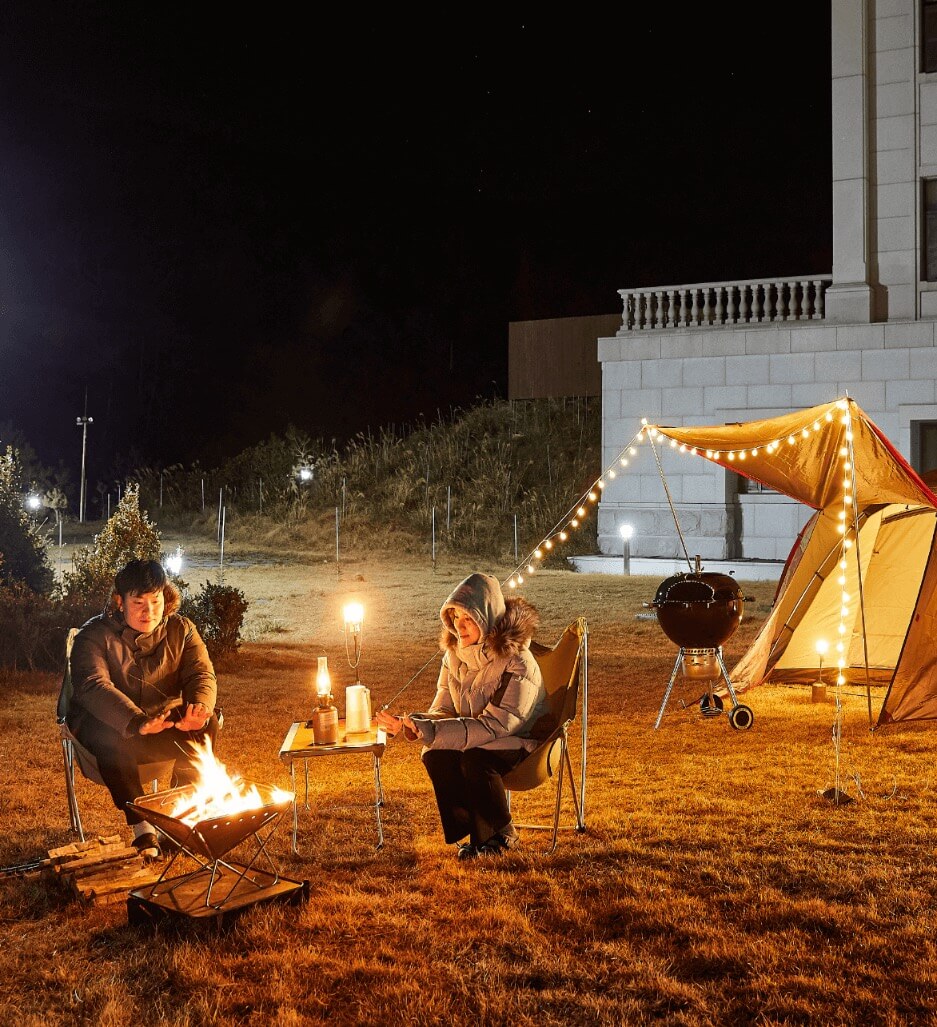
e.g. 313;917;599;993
503;617;588;852
57;627;175;841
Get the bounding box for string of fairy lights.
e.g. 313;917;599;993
503;400;861;692
500;430;645;591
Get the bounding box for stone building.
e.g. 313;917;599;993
596;0;937;572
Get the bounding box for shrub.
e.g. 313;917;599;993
62;484;161;610
181;581;249;663
0;578;80;671
0;446;53;594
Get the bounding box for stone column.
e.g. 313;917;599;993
826;0;873;323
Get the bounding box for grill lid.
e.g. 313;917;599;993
649;559;748;648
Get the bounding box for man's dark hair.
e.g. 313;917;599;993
114;558;166;597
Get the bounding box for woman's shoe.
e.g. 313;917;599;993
477;833;520;857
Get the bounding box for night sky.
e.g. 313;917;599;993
0;6;831;486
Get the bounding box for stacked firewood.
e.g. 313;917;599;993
47;835;164;906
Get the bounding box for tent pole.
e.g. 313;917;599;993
848;414;875;728
649;436;693;571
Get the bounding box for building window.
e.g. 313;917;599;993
912;420;937;476
924;179;937;281
924;1;937;73
737;476;775;496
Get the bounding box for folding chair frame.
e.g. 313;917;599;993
505;618;589;852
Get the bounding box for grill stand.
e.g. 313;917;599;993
654;646;754;731
126;786;308;928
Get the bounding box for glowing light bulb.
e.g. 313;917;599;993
577;506;586;517
570;519;579;528
559;531;568;541
534;549;543;559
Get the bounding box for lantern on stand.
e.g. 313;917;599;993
343;601;372;736
812;639;829;703
310;655;339;745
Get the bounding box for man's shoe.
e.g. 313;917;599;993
456;842;478;861
131;832;160;860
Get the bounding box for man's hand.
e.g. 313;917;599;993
137;710;175;735
174;702;212;732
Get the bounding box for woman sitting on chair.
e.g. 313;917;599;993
377;572;549;860
68;559;219;859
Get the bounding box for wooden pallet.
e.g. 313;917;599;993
47;835;164;906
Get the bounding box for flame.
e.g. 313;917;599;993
167;738;292;825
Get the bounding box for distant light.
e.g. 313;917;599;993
164;546;184;576
26;494;41;511
619;523;634;541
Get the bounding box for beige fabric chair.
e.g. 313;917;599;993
503;617;588;852
57;628;173;841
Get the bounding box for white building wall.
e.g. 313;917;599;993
597;319;937;562
596;0;937;567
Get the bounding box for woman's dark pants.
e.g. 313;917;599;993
421;747;528;846
75;715;220;825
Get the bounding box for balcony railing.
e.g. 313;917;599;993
618;275;833;332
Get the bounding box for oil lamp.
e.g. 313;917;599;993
310;655;339;745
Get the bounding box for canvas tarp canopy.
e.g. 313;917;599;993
645;398;937;728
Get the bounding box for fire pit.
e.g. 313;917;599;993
648;558;755;731
126;751;308;927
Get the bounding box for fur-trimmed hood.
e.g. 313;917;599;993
439;595;540;658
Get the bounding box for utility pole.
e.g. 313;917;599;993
76;390;93;523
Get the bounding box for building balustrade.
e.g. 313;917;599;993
618;275;833;332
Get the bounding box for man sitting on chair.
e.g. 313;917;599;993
68;558;218;858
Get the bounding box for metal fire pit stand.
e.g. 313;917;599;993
654;646;754;731
126;783;308;926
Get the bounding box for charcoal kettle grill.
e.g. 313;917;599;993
649;557;755;730
126;781;308;927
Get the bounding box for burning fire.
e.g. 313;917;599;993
167;739;292;825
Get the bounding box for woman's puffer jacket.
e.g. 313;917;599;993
411;589;549;752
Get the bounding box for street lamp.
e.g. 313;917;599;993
76;410;93;523
25;494;41;512
619;523;634;576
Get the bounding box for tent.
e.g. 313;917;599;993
645;398;937;728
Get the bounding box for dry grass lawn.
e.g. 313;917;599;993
2;537;937;1025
